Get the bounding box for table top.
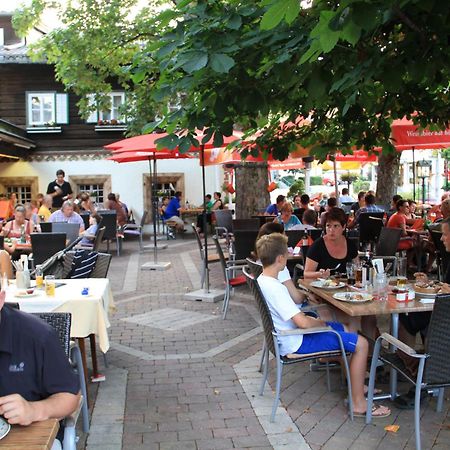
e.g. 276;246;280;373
299;278;435;317
181;208;204;215
5;278;115;352
0;419;59;449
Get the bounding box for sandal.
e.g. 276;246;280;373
353;404;391;419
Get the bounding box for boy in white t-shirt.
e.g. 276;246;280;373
255;233;390;419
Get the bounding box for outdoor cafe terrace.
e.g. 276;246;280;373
2;218;449;449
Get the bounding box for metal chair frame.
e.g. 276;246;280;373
123;210;148;251
243;266;354;422
212;236;246;319
366;294;450;450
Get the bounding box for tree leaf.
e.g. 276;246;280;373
341;20;361;46
181;51;208;74
210;53;235;73
142;121;161;134
285;0;300;25
155;134;180;150
227;13;242;30
260;2;285;30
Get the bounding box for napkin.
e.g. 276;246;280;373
372;258;384;274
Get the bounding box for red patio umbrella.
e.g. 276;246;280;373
107;147;192;265
106;129;244;293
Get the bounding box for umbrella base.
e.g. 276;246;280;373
141;261;172;271
143;243;168;250
184;288;225;303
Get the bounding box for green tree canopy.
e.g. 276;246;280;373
13;0;450;204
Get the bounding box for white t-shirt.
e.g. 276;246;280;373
257;260;291;284
257;274;303;355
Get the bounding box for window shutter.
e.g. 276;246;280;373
56;93;69;124
86;94;98;123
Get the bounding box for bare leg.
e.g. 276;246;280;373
350;335;369;412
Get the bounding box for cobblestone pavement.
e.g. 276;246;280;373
83;234;450;449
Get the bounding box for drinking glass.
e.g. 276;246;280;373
346;262;355;285
45;275;56;297
397;257;407;287
355;262;363;285
374;273;388;301
35;265;44;289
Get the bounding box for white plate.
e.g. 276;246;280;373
333;292;373;303
311;280;346;290
14;291;40;298
414;290;438;298
0;416;10;440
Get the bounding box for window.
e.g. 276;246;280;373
26;92;68;131
78;183;104;204
86;92;127;129
6;186;32;204
155;182;175;199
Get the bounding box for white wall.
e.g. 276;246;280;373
0;157;222;213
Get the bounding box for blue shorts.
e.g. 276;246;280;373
295;322;358;354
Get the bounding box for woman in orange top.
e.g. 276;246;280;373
387;199;415;256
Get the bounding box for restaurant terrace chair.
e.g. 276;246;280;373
123;210;148;251
97;210;121;256
212;236;247;319
430;230;449;281
214;209;234;245
52;222;81;245
31;232;67;265
366;294;450;450
232;218;260;231
358;212;385;252
243;266;354;422
191;224;227;289
373;227;402;276
232;229;259;260
31;312;89;446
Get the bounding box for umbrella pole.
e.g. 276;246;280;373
201;145;210;293
152;158;159;264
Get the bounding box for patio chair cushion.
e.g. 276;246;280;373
229;275;247;286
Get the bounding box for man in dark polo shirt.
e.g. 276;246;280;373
0;291;80;432
46;169;73;209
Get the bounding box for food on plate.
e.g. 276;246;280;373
414;280;443;294
322;279;339;288
413;272;428;283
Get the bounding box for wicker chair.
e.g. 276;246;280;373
366;294;450;450
212;236;246;319
430;230;450;281
31;312;89;447
243;266;354;422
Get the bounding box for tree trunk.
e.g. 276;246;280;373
376;152;401;210
235;162;269;218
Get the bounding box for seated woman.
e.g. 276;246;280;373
304;207;376;337
387;199;415;263
304;207;357;278
78;213;102;247
273;203;301;230
1;204;35;255
106;193;127;228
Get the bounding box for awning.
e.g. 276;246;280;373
391;118;450;150
0;119;36;159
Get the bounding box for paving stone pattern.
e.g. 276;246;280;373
86;235;450;449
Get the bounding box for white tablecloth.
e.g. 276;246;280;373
5;278;115;352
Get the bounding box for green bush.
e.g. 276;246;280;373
287;179;305;199
310;176;323;185
353;178;370;192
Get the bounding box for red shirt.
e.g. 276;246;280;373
387;212;406;229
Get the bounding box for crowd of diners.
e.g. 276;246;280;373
250;187;450;417
0;169;132;269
